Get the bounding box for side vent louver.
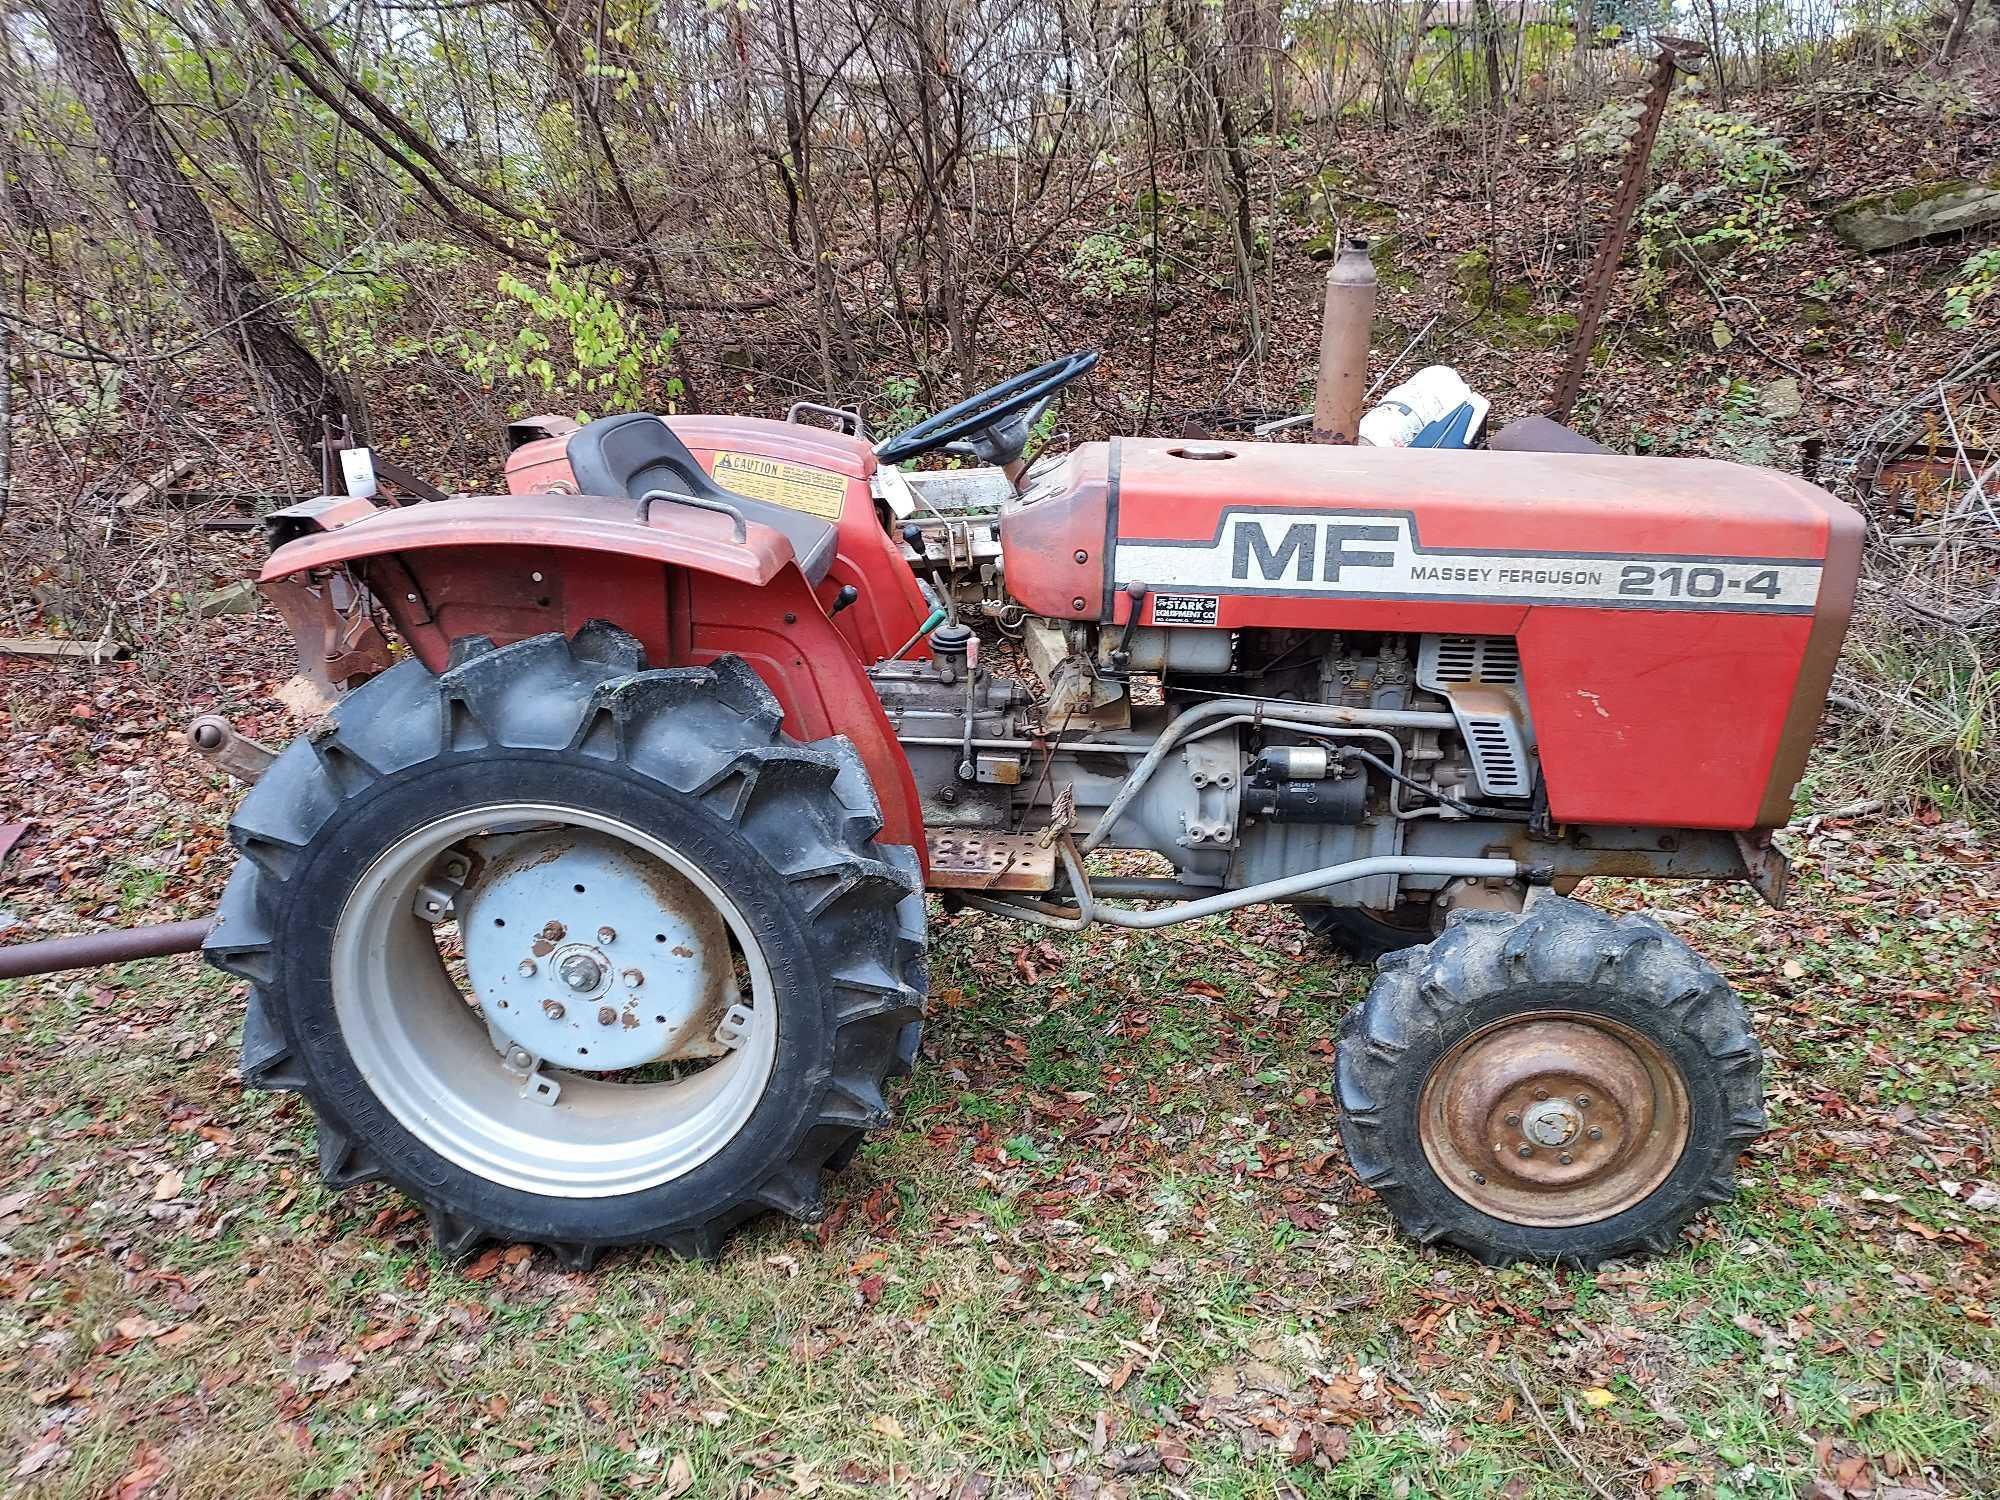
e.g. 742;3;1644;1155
1423;634;1522;686
1462;716;1532;798
1416;635;1534;799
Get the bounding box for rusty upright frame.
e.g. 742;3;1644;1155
1550;38;1706;422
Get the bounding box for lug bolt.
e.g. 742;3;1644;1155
542;999;566;1020
559;954;604;992
597;1005;618;1026
1558;1152;1574;1165
1587;1127;1604;1141
517;960;537;978
597;926;617;944
1517;1144;1534;1158
1471;1172;1486;1185
622;968;644;988
1504;1112;1521;1127
1575;1094;1592;1108
1533;1087;1549;1101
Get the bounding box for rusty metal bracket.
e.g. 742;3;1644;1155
1550;37;1707;422
187;715;277;785
262;573;394;711
1731;830;1790;909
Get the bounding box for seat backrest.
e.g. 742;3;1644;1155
566;412;842;584
567;413;738;503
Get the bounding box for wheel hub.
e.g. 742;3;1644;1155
1417;1011;1690;1228
1521;1097;1582;1148
462;830;734;1072
556;949;608;995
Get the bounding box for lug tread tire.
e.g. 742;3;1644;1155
206;625;925;1264
1300;903;1434;962
1335;897;1763;1268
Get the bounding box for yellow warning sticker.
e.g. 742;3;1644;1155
712;452;849;520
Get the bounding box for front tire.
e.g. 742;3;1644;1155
204;626;925;1267
1335;897;1763;1267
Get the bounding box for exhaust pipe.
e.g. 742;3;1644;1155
1311;239;1376;445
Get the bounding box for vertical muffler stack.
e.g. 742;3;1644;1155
1312;239;1377;445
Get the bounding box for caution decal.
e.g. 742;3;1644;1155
711;452;849;519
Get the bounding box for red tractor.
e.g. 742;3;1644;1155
189;351;1857;1269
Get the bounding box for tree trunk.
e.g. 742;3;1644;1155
1472;0;1506;108
1166;0;1262;363
1941;0;1976;62
37;0;352;465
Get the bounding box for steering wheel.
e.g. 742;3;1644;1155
874;350;1099;466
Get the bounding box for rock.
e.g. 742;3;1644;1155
1758;377;1803;421
1829;175;2000;252
197;580;258;617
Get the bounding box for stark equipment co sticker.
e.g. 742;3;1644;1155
1150;592;1220;626
711;452;848;519
1115;508;1823;614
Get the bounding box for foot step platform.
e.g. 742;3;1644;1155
924;832;1056;892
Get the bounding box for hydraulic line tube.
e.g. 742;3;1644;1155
1082;697;1456;852
1100;856;1518;929
957;851;1522;933
0;919;212;980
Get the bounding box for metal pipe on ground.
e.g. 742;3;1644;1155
0;920;212;981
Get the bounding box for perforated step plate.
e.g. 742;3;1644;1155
924;832;1057;892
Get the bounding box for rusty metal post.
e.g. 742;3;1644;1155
0;920;212;981
1312;239;1377;444
1550;38;1705;423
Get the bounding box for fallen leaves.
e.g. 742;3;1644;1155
291;1351;357;1393
12;1431;63;1480
106;1444;167;1499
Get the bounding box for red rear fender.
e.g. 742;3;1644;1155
503;418;933;664
261;493;926;856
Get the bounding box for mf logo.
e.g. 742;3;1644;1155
1231;517;1401;584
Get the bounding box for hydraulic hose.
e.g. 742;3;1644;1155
1081;697;1456;852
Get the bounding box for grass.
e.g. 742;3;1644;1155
0;800;1995;1497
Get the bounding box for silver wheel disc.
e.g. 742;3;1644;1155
330;803;779;1199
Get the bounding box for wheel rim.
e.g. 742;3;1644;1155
1417;1010;1690;1228
331;803;779;1199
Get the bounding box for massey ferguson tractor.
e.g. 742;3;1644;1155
6;350;1861;1270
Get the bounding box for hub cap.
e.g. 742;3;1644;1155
462;830;733;1072
1418;1010;1689;1228
331;804;777;1199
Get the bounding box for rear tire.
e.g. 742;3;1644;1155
1298;901;1435;961
205;625;925;1266
1335;897;1763;1267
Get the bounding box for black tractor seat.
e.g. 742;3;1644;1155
566;413;839;584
